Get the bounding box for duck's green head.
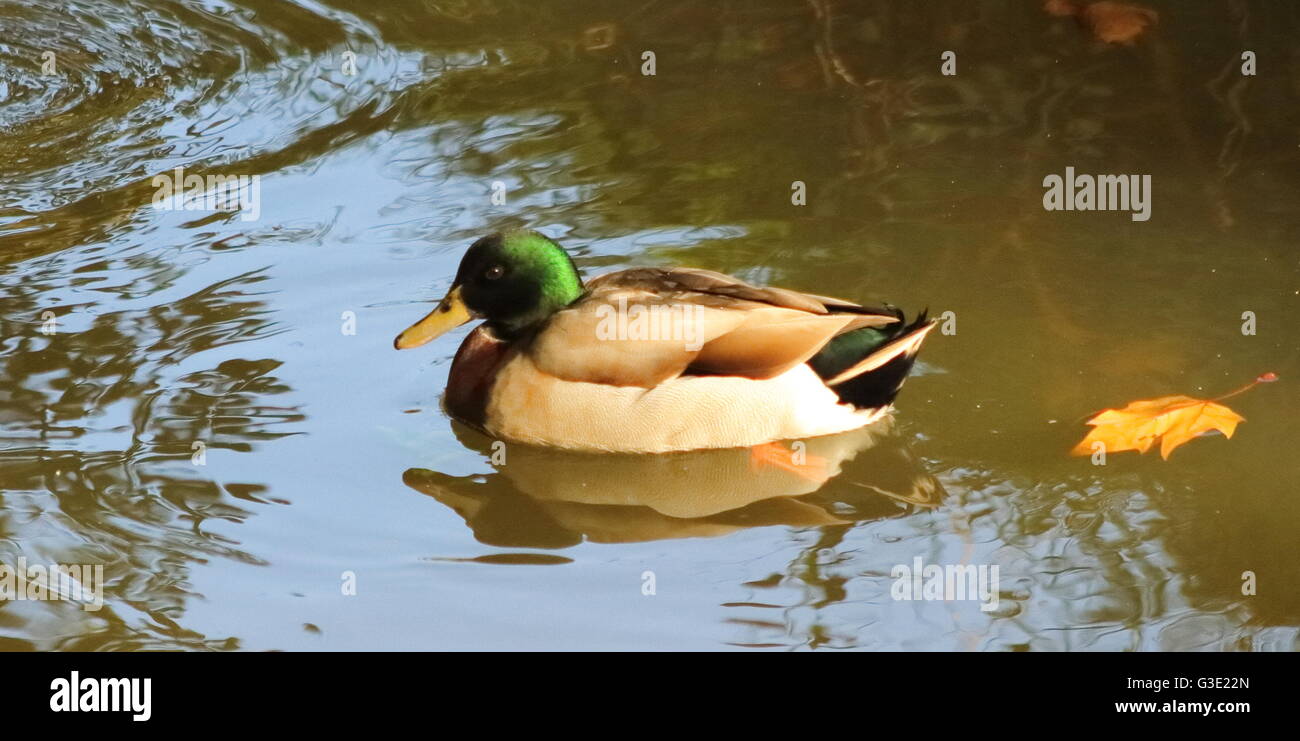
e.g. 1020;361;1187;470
394;229;584;349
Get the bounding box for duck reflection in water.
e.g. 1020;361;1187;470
403;418;942;549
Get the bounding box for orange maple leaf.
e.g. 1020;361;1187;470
1071;373;1276;460
1071;396;1243;460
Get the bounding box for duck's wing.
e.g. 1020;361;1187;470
590;268;902;332
587;267;898;315
588;267;832;312
528;267;899;387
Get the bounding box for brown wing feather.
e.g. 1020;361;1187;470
531;267;899;386
587;268;834;314
690;308;853;378
528;291;745;387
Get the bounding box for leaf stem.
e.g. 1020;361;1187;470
1213;372;1278;402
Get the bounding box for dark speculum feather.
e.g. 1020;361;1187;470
810;310;932;410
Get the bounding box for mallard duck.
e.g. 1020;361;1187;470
395;229;935;454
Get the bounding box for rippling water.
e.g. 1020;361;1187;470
1;0;1298;650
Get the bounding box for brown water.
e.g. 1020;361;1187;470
1;0;1298;651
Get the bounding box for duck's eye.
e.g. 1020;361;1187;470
484;265;505;280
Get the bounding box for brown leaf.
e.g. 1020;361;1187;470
1081;1;1158;45
1043;0;1079;18
1071;395;1244;460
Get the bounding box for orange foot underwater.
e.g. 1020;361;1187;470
749;441;832;482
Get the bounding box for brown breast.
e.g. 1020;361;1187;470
445;325;514;428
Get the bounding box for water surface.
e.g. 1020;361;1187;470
1;0;1298;650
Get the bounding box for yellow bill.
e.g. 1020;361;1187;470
394;286;475;349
